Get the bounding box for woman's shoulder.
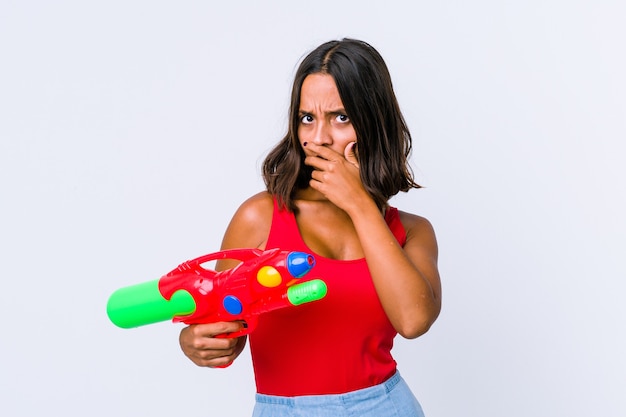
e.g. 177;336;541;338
241;191;274;211
232;191;274;227
221;191;274;250
396;209;437;243
396;209;432;225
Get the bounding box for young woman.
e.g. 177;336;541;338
179;38;442;417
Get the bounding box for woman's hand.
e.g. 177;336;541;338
179;321;247;368
304;141;369;212
178;193;272;367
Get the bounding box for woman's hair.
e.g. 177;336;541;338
262;38;420;212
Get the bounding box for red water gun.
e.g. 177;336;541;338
107;248;327;338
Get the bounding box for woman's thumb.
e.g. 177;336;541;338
344;142;359;168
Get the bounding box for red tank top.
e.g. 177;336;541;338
248;199;406;396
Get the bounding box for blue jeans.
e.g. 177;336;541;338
252;371;425;417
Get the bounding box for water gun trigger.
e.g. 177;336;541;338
215;317;256;339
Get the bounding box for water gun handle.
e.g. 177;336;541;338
174;248;266;272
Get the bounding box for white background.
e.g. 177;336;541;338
1;1;624;416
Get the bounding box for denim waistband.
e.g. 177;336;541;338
255;371;403;407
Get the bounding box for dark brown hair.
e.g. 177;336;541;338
262;38;420;211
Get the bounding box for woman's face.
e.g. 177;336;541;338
297;73;357;156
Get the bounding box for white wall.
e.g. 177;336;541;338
1;1;624;416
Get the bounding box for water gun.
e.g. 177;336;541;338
107;248;327;337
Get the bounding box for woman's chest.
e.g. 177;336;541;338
295;210;364;261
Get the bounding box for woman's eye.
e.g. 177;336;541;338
300;114;314;124
336;114;350;123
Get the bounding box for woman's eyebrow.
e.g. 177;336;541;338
298;108;347;115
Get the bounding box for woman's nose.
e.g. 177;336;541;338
311;122;332;145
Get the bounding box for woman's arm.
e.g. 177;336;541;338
349;203;441;339
304;142;441;338
179;192;274;367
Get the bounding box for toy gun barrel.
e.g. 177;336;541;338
107;280;196;329
252;279;327;316
287;279;327;305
